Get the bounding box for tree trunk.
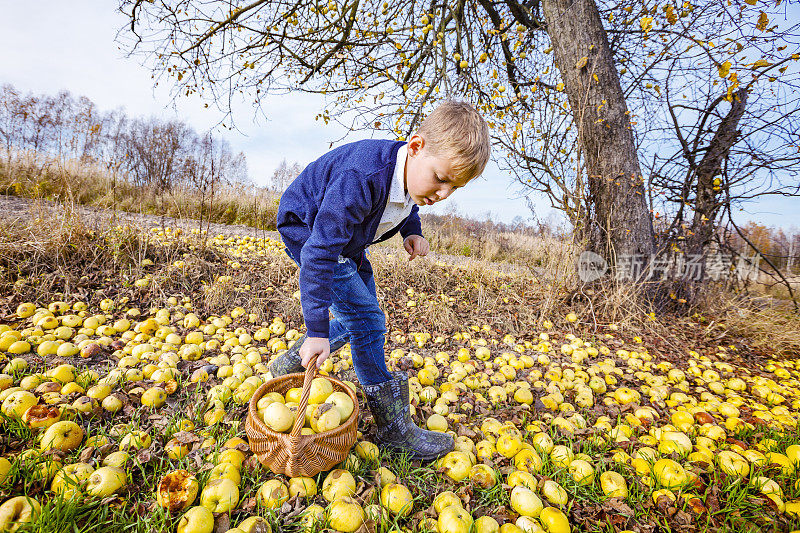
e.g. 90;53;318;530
687;88;748;271
541;0;655;267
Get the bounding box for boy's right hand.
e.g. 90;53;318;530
300;336;330;369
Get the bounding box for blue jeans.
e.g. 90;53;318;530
285;249;392;386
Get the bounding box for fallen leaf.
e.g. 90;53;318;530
213;512;230;533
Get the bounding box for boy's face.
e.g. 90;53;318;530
404;134;469;207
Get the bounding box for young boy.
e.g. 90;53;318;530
271;101;490;461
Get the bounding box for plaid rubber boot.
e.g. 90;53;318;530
268;334;348;377
363;371;454;462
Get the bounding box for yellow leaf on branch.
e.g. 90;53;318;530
756;11;768;31
665;5;677;24
640;16;654;34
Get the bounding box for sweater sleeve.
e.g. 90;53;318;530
400;205;423;239
298;171;375;338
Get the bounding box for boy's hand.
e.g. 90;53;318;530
300;336;330;368
403;235;429;261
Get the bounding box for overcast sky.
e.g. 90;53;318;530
1;2;797;230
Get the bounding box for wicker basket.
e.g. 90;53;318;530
245;356;359;477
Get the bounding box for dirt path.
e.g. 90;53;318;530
0;194;528;275
0;194;281;241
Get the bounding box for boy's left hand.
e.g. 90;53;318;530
403;235;429;261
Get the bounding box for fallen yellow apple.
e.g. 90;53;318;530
327;497;365;533
157;470;199;514
0;496;41;532
381;482;413;516
600;471;628;498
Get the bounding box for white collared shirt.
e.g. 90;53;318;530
373;144;414;241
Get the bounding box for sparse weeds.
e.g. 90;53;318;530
474;470;509;509
17;494;120;533
0;412;33;442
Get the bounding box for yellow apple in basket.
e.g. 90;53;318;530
308;377;333;404
326;391;354;420
310;403;341;433
284;387;303;404
257;392;285;410
262;402;294;433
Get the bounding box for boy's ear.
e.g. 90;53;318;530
407;134;425;156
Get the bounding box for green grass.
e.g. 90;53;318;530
18;495;118;533
0;412;34;442
473;469;509;510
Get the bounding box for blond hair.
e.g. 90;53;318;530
415;101;491;182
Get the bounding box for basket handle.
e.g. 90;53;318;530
288;354;318;452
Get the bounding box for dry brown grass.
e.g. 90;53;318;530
419;213;563;265
2;151;799;360
695;287;800;358
3;206;799;364
0;198;313;332
2;150;554;266
372;251;543;334
0;151;281;231
749;272;800;302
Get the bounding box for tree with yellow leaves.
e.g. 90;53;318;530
118;0;800;288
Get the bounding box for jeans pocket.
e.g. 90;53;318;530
332;257;359;281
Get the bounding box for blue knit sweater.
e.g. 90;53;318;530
277;139;423;338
